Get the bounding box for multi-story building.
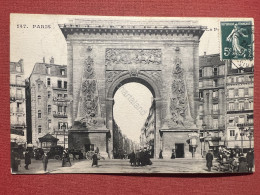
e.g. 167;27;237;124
26;57;69;149
198;53;226;156
140;100;155;156
10;59;27;146
113;120;135;158
226;63;254;152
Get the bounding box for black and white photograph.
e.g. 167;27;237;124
10;14;254;174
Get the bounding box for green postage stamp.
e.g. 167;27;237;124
220;21;253;60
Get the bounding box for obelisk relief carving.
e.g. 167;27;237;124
76;56;105;129
167;58;196;129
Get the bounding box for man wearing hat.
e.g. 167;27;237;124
206;149;214;171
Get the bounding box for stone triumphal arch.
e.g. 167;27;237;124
59;18;205;158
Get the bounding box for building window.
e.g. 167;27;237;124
231;77;234;83
16;75;22;85
199;91;203;98
38;95;41;105
249;101;253;109
245;101;249;109
48;91;51;98
57;80;62;88
47;67;51;75
229;102;234;111
64;81;67;89
64;106;67;113
213;91;218;98
230;130;235;137
213;104;218;111
38;110;42;118
239;88;244;97
229;89;234;98
58;106;62;113
213;79;218;87
38;125;42;134
47;78;51;86
239;116;245;124
213;119;218;128
58;122;68;130
58;94;62;98
199;69;203;78
244;88;249;96
48;105;51;114
249;88;253;96
16;89;22;99
60;69;65;76
64;94;68;98
239;102;244;110
48;120;51;129
213;67;218;76
38;84;41;91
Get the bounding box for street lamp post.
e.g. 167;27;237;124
202;123;206;157
62;124;67;149
238;125;244;154
248;128;253;149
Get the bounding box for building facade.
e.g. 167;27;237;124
140;100;155;156
10;59;27;146
226;64;254;151
198;53;226;156
26;58;69;149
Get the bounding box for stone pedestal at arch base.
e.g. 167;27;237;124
158;117;201;159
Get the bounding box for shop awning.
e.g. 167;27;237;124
208;141;219;147
11;128;24;136
38;133;59;142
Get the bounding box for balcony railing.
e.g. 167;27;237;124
53;112;68;118
52;86;67;91
10;95;25;102
237;123;254;127
53;97;70;102
11;122;26;128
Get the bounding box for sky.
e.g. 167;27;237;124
10;14;252;143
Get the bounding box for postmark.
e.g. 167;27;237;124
220;21;253;60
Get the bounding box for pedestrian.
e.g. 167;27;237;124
171;149;175;159
159;149;163;159
140;149;145;166
135;150;141;166
238;155;247;173
129;151;136;166
206;149;214;171
11;148;20;172
92;151;98;167
246;149;254;173
24;149;31;170
62;149;71;167
42;152;48;172
95;147;99;154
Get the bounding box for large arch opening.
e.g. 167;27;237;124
111;78;156;159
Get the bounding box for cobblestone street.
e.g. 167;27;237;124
14;158;221;174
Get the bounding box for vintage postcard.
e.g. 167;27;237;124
10;14;254;174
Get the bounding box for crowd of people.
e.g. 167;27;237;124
128;148;152;167
205;147;254;173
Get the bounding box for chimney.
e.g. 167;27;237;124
43;57;45;63
50;57;54;64
204;52;206;57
